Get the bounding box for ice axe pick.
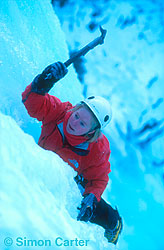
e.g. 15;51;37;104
64;26;107;67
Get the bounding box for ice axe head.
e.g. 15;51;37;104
64;25;107;67
99;26;107;44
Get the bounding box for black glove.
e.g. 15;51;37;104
77;193;98;222
31;61;68;95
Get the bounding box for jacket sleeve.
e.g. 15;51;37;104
82;137;111;202
22;83;72;124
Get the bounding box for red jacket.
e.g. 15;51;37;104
22;83;111;201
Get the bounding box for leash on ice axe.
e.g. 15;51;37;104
64;26;107;67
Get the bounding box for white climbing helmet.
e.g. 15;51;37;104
82;96;112;129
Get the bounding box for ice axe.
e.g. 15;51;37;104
64;26;107;67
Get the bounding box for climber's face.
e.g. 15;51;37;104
66;107;95;136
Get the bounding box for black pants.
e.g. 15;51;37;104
89;198;118;230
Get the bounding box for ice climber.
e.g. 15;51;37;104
22;62;123;244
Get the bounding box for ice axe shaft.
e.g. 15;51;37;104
64;26;107;67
